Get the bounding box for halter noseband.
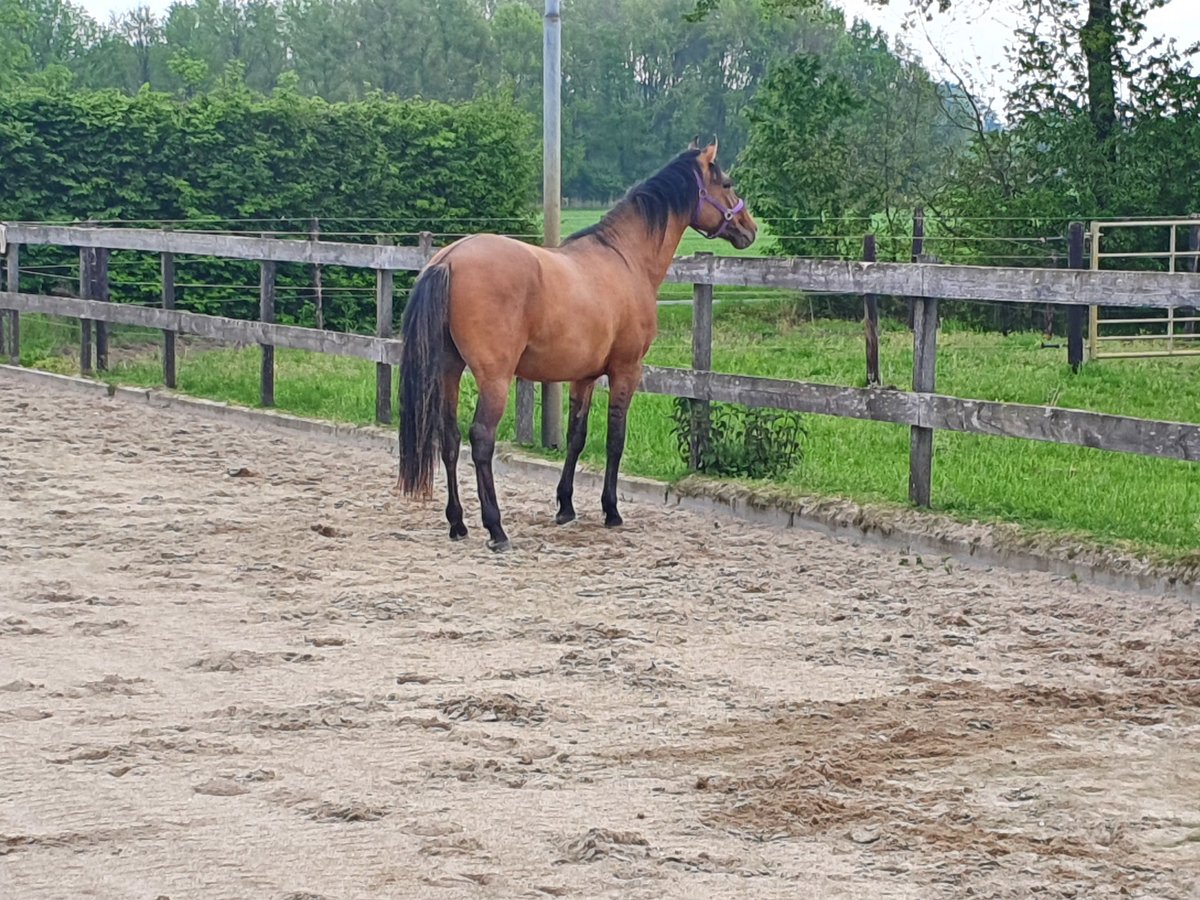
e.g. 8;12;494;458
691;168;745;240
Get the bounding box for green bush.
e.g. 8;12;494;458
670;397;807;480
0;83;538;331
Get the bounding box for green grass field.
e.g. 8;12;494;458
13;208;1200;563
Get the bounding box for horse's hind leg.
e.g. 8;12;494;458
441;360;468;541
555;378;596;525
469;376;511;551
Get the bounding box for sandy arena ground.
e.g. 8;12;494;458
2;376;1199;899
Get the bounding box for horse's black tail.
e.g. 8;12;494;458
398;263;450;498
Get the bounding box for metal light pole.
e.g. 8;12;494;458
540;0;563;450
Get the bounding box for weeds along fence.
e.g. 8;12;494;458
2;222;1200;510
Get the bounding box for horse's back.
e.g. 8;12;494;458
436;233;549;297
436;232;648;383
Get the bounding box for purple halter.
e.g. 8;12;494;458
691;168;745;239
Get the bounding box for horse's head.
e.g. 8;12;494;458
688;137;757;251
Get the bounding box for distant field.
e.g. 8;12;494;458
20;297;1200;562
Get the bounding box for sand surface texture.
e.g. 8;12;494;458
2;378;1199;899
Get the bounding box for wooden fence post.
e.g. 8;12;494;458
907;207;925;331
92;247;110;372
1067;222;1086;372
79;248;93;375
908;292;938;508
0;230;5;356
514;220;535;445
863;234;880;386
541;382;563;449
260;257;277;407
1038;253;1060;343
516;381;535;444
5;242;19;365
690;252;714;469
375;243;394;425
162;250;176;388
310;217;324;330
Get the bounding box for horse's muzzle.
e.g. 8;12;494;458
730;226;757;251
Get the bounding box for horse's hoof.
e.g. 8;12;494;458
487;538;512;553
449;525;468;542
555;509;576;525
604;512;623;528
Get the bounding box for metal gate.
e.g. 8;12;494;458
1087;217;1200;359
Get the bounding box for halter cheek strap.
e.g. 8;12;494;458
691;169;745;239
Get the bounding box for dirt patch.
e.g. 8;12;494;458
437;693;550;724
2;378;1199;898
302;800;390;823
189;650;320;672
625;675;1200;894
559;828;650;863
192;777;250;797
51;674;149;698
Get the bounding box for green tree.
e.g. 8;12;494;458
933;0;1200;266
281;0;353;99
738;17;970;258
160;0;284;95
558;0;847;200
736;55;862;256
13;0;97;71
0;0;35;88
79;5;168;92
490;0;542;117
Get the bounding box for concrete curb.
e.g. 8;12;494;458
492;452;1194;601
4;364;1194;602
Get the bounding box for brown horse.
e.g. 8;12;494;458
396;138;757;550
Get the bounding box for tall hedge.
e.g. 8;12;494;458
0;84;538;329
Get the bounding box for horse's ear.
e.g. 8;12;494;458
699;138;718;166
687;134;700;150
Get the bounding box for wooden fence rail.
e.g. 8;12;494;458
2;222;1199;513
2;224;432;271
7;223;1200;307
637;367;1200;461
0;291;405;364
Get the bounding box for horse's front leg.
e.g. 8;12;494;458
601;368;640;528
555;378;597;525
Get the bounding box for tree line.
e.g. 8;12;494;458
0;0;974;209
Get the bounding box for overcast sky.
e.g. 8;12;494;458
836;0;1199;115
75;0;1199;120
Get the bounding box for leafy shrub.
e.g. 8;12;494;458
670;397;806;480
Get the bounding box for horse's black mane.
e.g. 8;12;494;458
564;148;716;250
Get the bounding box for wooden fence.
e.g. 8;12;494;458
2;222;1199;511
